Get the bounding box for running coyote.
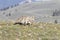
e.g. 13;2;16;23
14;16;35;25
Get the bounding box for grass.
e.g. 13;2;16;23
0;21;60;40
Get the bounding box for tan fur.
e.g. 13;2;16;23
14;16;35;25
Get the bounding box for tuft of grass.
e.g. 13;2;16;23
0;21;60;40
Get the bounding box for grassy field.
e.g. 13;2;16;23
0;21;60;40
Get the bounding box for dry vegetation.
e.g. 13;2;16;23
0;21;60;40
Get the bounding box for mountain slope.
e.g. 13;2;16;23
0;0;52;9
0;1;60;23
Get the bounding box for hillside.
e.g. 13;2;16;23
0;21;60;40
0;1;60;23
0;1;60;40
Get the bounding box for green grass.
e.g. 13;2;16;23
0;21;60;40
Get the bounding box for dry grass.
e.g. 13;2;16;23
0;21;60;40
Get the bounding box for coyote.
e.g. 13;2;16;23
14;16;35;25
